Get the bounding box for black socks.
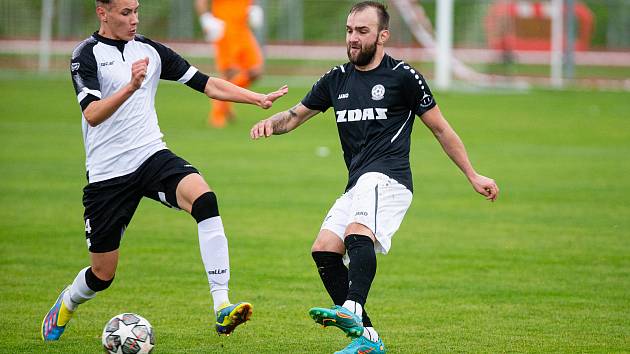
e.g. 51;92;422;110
312;248;373;327
312;251;348;305
85;267;114;292
344;234;377;308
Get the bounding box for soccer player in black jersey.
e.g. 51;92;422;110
41;0;288;342
251;1;499;353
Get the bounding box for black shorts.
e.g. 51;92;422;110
82;149;199;253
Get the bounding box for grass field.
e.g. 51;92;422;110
1;73;629;353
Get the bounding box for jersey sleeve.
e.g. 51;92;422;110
301;69;335;112
70;39;101;111
136;36;209;93
399;64;437;116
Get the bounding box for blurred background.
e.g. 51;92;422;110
1;2;629;352
1;0;629;90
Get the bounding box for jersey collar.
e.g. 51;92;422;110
92;31;130;52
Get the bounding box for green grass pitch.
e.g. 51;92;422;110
0;73;629;353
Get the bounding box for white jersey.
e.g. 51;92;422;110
70;32;208;183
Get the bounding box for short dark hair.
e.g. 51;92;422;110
349;1;389;31
96;0;112;6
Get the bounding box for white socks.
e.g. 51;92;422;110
197;217;231;311
363;326;379;342
342;300;363;318
63;266;96;311
342;300;380;342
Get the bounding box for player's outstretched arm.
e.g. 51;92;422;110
420;105;499;201
83;57;149;127
250;103;319;139
204;78;287;109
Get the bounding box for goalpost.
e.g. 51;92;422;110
391;0;520;90
39;0;54;73
391;0;601;90
550;0;564;87
435;0;453;90
390;0;543;90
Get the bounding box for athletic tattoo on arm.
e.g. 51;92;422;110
272;104;300;134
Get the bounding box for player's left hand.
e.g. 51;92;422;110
468;173;499;202
257;85;288;109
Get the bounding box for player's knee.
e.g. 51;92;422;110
311;240;328;253
191;191;220;223
85;266;114;292
344;222;374;239
311;238;344;254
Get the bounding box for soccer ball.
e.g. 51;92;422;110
102;313;155;354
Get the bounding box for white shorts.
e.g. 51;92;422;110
320;172;413;254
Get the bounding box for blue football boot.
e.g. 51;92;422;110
41;286;74;341
335;336;386;354
308;305;364;338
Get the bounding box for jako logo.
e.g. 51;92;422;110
336;108;388;122
208;269;227;275
355;211;368;216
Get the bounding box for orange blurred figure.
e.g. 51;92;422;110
196;0;264;128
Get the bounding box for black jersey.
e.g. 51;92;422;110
301;54;436;193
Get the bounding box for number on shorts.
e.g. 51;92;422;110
85;218;92;234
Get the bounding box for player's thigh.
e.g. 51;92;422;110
317;192;352;252
346;172;412;254
141;150;202;213
312;229;346;254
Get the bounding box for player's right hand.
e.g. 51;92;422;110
250;119;274;139
130;57;149;90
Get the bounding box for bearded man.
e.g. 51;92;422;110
250;2;499;353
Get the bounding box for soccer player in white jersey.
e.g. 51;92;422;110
250;2;499;353
41;0;287;341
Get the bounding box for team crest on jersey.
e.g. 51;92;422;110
420;93;434;108
71;62;80;72
371;84;385;101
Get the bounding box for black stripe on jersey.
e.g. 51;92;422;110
185;71;210;93
134;35;191;82
80;94;100;111
71;36;100;111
